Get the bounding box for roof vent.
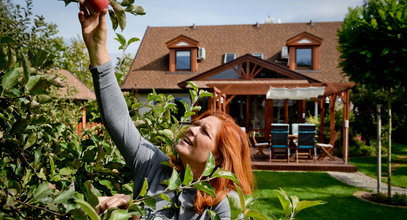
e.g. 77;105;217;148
265;16;274;24
198;48;206;60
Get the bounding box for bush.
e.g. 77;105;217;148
371;193;407;206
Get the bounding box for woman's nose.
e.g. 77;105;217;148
188;125;198;136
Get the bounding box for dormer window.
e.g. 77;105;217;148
166;35;199;72
252;53;264;59
224;53;236;63
176;51;191;70
295;48;312;68
286;32;322;71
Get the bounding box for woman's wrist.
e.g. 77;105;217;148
88;46;110;67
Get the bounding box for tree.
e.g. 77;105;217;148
338;0;407;197
57;36;93;88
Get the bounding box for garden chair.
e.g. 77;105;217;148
270;123;290;162
295;124;317;163
316;130;338;161
249;131;269;158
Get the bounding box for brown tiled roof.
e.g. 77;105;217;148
123;22;346;91
54;70;96;101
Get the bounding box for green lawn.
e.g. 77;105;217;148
252;171;407;220
349;143;407;188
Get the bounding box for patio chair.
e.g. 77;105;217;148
316;130;339;161
249;131;269;158
270;123;290;162
295;124;317;163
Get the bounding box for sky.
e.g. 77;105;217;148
11;0;364;58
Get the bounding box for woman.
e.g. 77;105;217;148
78;1;253;218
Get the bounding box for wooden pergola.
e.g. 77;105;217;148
207;82;354;163
180;54;355;163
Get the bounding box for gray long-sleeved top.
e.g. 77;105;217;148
90;62;230;219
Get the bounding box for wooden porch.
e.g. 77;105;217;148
249;148;357;172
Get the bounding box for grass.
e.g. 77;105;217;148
252;171;407;220
349;143;407;188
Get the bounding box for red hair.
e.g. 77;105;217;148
193;111;254;214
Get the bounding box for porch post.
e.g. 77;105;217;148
341;90;350;164
319;97;326;143
329;95;337;157
81;107;87;131
265;99;273;140
329;95;336;136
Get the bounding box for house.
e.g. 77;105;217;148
122;21;354;163
54;69;97;134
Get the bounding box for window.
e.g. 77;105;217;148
252;53;264;59
295;48;312;68
176;51;191;70
224;53;236;63
286;32;322;70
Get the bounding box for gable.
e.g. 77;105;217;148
287;32;323;46
166;35;199;48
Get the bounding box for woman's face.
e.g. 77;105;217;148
175;116;222;172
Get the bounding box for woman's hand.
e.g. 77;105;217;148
78;0;110;67
96;194;131;214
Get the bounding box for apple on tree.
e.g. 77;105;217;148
85;0;109;13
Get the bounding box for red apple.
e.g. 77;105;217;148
85;0;109;13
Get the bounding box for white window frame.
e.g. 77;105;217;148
252;53;264;59
223;53;236;63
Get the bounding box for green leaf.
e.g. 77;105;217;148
207;210;221;220
158;193;171;202
139;178;148;197
114;33;126;47
290;195;299;211
53;183;75;203
124;5;146;15
182;164;193;186
21;52;31;83
121;0;135;7
23;132;36;150
198;90;213;98
211;169;238;183
25;75;42;92
167;169;181;190
227;192;243;220
143;198;156;210
2;66;20;89
127;37;140;45
110;0;126;31
158;129;174;140
193;182;215;197
273;188;292;218
201;152;215;177
59;167;75;176
99;179;114;190
235;185;245;211
245;209;270;220
83;181;99;208
22;168;33;187
109;9;119;30
295;200;326;214
32;182;53;202
75;199;100;220
36;94;52;103
109;209;131;220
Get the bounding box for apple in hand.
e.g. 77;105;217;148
85;0;109;13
